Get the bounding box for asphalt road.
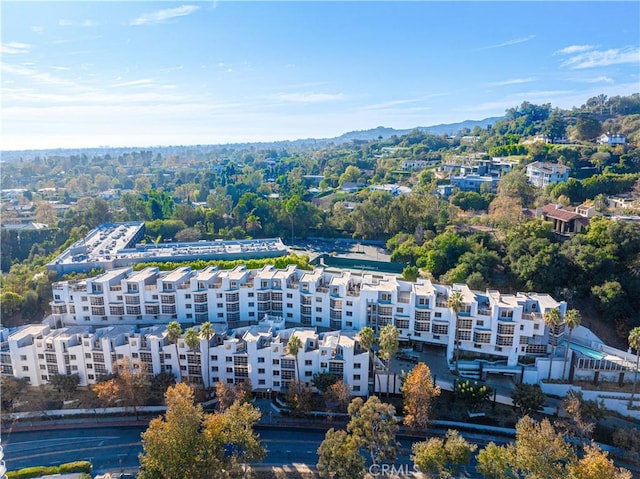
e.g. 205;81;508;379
3;425;482;476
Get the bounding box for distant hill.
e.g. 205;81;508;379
0;117;503;160
331;117;504;143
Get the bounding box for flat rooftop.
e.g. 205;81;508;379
47;222;288;274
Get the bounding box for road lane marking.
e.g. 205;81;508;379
6;436;120;447
7;442;142;463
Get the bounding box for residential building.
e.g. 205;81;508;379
369;184;412;196
48;264;568;368
526;161;570;188
537;204;590;236
47;222;286;275
449;174;498;193
1;317;369;395
597;133;627;146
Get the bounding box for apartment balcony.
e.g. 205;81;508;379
241;281;254;288
435;302;448;308
316;286;329;293
522;312;543;321
110;285;122;292
477;309;492;317
397;293;410;304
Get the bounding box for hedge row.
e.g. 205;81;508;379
7;460;91;479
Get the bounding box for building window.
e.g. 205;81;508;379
354;363;361;369
258;368;265;374
257;357;265;363
354;374;361;380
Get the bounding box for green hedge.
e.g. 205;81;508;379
7;460;91;478
131;253;312;272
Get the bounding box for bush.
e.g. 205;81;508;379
58;460;92;473
7;460;91;478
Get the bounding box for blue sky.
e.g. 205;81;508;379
2;1;639;150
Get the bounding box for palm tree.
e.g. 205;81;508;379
544;308;562;380
184;327;200;384
166;321;183;382
629;327;640;408
358;326;377;397
245;213;262;236
286;333;303;394
562;309;581;381
200;321;214;389
447;291;464;374
379;324;399;397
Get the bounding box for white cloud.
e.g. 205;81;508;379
560;47;640;69
31;26;45;34
58;19;97;27
480;35;536;50
1;42;31;54
489;78;536;87
129;5;200;26
555;45;595;55
274;92;345;103
582;76;615;84
111;78;154;88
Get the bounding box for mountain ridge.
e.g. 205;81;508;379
0;116;504;160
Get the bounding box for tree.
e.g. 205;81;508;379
476;416;575;479
284;195;300;244
184;327;201;383
562;309;582;381
561;390;605;445
358;326;376;396
207;400;266;476
93;357;149;416
200;322;214;389
175;227;201;242
476;441;513;479
317;428;365;479
568;444;632;479
448;291;464;374
324;379;351;413
166;321;183;382
286;333;303;394
215;381;251;411
378;323;399;397
575;114;602;141
628;326;640;408
49;373;80;400
347;396;398;465
544;308;563;380
412;429;476;478
312;372;340;393
139;383;219;479
402;362;441;429
34;201;58;226
511;383;545;417
0;291;23;318
140;383;265;479
1;376;29;411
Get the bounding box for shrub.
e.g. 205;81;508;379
7;460;91;478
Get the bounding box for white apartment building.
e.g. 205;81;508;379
0;317;370;395
48;264;567;368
